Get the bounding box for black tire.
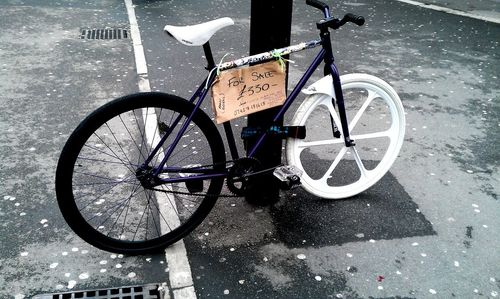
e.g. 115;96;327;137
56;92;225;254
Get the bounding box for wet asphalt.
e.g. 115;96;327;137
0;0;499;298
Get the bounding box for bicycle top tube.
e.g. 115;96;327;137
217;40;322;72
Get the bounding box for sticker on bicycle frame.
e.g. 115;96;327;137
211;60;286;124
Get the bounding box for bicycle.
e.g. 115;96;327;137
55;0;405;254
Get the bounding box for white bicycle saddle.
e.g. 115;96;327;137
164;17;234;46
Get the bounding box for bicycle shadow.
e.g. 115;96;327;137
185;168;435;298
192;165;435;249
270;168;436;248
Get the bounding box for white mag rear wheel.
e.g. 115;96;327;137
286;74;405;199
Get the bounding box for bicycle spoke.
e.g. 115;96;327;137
89;184;142;225
104;186;141;231
118;195;133;239
72;179;136;187
351;146;368;179
143;107;160;149
142;107;182;169
106;187;137;239
72;180;136;188
351;130;391;141
132;108;150;166
133;203;149;241
91;132;136;175
105;122;136;170
150;187;184;232
151;107;167;167
296;138;344;150
349;89;376;130
77;156;141;167
145;204;150;241
144;190;162;238
319;146;348;183
83;144;137;173
119;114;147;162
75;176;137;211
162;123;200;164
73;171;133;184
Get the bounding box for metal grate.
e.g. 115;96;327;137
33;283;163;299
80;28;129;40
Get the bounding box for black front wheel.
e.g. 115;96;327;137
56;92;225;254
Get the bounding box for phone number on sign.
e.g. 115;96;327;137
233;101;267;116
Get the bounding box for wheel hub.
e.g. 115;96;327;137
136;165;155;189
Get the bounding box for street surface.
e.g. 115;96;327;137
0;0;498;298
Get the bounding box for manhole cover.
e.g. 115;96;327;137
33;283;164;299
80;28;129;40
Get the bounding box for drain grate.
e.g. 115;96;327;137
33;283;163;299
80;28;129;40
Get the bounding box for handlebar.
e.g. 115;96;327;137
307;0;365;30
340;13;365;27
306;0;330;17
306;0;329;11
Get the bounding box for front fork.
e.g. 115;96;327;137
320;27;355;148
327;63;355;147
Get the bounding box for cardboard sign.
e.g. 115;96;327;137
211;61;286;124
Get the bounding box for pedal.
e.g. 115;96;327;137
273;165;303;190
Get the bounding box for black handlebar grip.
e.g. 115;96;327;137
306;0;329;11
345;13;365;26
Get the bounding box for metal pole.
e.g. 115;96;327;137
246;0;293;205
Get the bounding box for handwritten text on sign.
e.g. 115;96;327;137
211;61;286;124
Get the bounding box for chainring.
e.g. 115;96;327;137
226;157;262;196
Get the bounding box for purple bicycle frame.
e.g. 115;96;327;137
146;43;327;185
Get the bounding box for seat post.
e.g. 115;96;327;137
203;42;216;70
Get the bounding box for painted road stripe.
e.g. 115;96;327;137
395;0;500;24
123;0;197;298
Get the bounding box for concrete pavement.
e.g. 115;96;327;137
0;1;168;297
0;0;498;298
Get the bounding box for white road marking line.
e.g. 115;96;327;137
165;242;197;289
394;0;500;24
125;0;148;75
124;1;197;298
174;286;197;299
